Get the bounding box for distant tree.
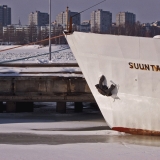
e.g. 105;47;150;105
40;27;49;46
37;29;42;41
91;23;100;33
109;21;160;38
28;22;37;43
0;24;3;43
3;31;8;42
15;31;26;45
149;26;160;37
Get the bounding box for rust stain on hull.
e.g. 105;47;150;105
112;127;160;136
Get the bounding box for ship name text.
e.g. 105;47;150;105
129;62;160;72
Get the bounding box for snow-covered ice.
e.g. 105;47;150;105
0;45;76;64
1;143;160;160
0;104;160;160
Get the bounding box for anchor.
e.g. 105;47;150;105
95;75;115;97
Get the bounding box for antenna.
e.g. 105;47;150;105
69;0;106;32
18;17;21;26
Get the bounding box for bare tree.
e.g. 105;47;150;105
15;30;26;45
109;21;160;38
91;23;100;33
0;24;3;43
28;22;37;43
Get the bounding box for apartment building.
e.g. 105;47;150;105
91;9;112;33
56;7;80;28
116;12;136;26
0;5;11;26
28;11;49;26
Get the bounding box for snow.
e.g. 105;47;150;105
0;45;76;64
0;66;82;77
0;45;81;77
153;35;160;39
0;143;160;160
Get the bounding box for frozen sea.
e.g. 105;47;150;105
0;45;76;64
0;45;160;160
0;103;160;160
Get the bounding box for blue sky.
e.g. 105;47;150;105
1;0;160;25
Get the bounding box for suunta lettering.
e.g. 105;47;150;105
129;62;160;72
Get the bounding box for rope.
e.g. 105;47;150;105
0;47;70;64
0;34;64;53
72;0;106;17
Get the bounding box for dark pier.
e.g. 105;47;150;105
0;63;95;113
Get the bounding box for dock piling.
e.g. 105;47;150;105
74;102;83;112
56;102;66;113
0;102;3;113
16;102;34;112
6;102;16;113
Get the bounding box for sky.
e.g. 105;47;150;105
1;0;160;25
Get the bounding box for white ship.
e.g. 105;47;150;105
65;31;160;135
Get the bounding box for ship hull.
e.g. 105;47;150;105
65;32;160;135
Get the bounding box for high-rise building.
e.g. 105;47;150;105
28;11;49;26
116;12;136;26
0;5;11;26
91;9;112;33
56;7;81;28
